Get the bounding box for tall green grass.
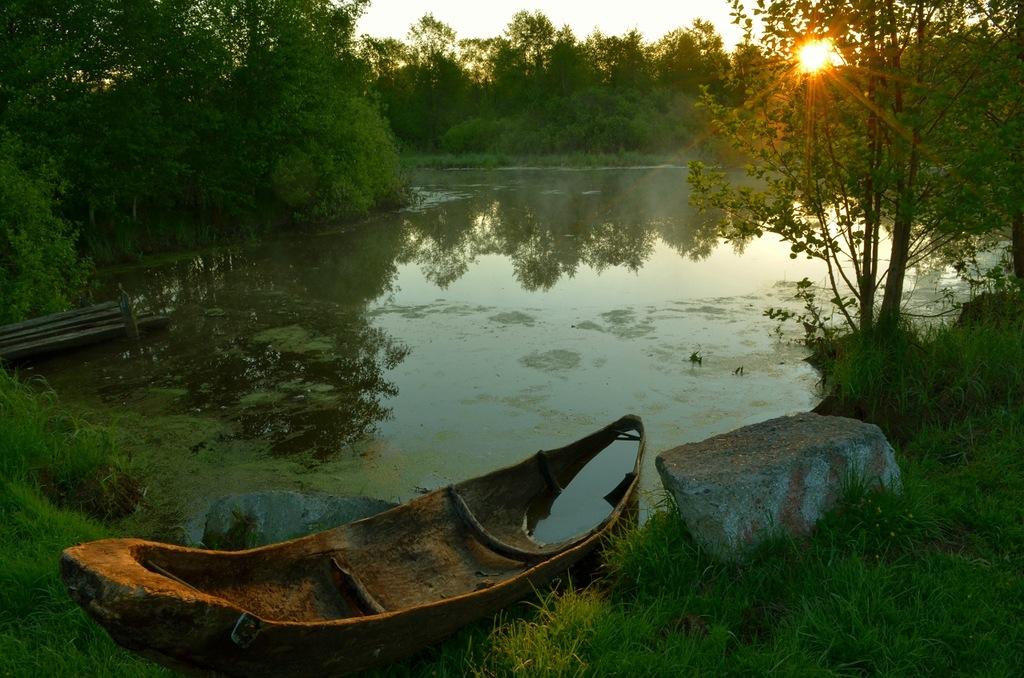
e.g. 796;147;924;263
827;321;1024;444
0;369;165;676
1;372;112;499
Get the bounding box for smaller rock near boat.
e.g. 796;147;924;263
656;413;901;560
185;491;397;548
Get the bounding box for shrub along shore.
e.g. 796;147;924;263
2;301;1023;675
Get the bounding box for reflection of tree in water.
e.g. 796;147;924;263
185;315;409;460
401;169;722;290
91;222;412;460
113;219;408;312
76;173;729;460
400;207;484;288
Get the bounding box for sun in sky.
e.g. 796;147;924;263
797;39;840;74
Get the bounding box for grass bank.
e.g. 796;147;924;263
0;369;166;676
3;313;1023;675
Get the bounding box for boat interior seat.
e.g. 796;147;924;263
329;557;385;616
447;486;550;564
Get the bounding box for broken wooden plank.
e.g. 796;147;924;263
0;311;158;350
0;302;119;335
0;308;125;346
0;316;170;362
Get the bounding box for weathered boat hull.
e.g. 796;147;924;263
65;533;607;676
62;416;645;676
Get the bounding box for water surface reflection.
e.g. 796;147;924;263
35;168;824;531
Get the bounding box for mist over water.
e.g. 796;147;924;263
36;167;837;532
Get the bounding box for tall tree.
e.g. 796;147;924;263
653;20;729;95
489;11;559;109
587;29;652;91
401;14;466;145
962;1;1024;278
544;27;593;97
690;0;984;331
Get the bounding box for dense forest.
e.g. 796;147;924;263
0;0;402;323
361;12;746;154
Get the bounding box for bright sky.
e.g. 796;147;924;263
356;1;743;48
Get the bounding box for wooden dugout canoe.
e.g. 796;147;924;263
61;415;645;676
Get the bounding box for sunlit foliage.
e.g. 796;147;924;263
689;0;1012;332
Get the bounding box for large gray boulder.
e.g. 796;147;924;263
656;413;901;560
184;491;396;548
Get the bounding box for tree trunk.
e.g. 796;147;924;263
879;1;925;329
1013;209;1024;279
880;213;913;328
1015;4;1024;278
880;132;921;327
859;281;875;333
859;1;882;333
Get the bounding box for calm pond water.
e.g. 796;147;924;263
36;167;841;537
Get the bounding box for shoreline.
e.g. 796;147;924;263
401;151;709;171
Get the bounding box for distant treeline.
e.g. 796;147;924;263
0;0;402;322
360;12;756;154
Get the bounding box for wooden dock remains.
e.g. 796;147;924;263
0;300;170;362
